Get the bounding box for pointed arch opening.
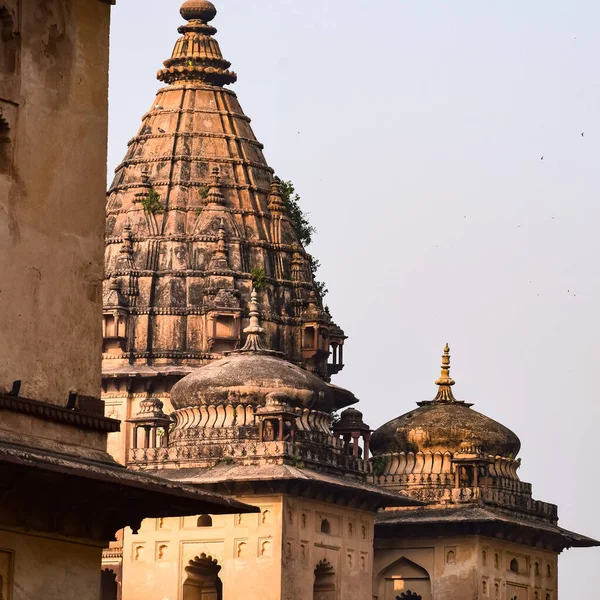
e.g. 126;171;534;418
313;560;336;600
375;556;431;600
182;554;223;600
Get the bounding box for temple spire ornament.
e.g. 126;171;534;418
207;167;226;206
432;344;458;403
158;0;237;86
238;289;266;353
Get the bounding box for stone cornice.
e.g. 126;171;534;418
128;129;262;147
0;393;120;433
114;154;273;174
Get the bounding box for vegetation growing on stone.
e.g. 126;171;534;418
250;266;267;289
280;180;316;247
198;184;210;200
280;179;328;300
135;188;164;215
371;455;388;477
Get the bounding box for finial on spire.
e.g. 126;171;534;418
206;167;226;205
268;176;286;213
433;343;457;402
180;0;217;23
120;224;134;256
239;289;266;352
158;1;237;87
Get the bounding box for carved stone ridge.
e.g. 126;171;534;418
0;393;121;433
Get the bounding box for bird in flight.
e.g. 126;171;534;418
581;132;585;137
541;156;544;160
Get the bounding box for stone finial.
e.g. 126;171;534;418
206;167;226;205
180;0;217;23
208;218;229;270
239;289;266;352
433;344;458;402
158;1;237;86
120;224;134;256
268;177;286;213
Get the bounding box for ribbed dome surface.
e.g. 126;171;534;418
370;401;521;458
170;352;336;412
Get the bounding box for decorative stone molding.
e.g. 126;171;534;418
0;393;120;433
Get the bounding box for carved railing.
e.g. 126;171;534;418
128;439;372;474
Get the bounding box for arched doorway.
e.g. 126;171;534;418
313;560;336;600
100;568;118;600
375;557;431;600
182;554;223;600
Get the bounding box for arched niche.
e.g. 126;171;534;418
182;554;223;600
375;556;432;600
197;514;213;528
313;560;336;600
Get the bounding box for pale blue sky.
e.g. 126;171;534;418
108;1;600;594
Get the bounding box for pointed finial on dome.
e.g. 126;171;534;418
433;344;458;402
239;289;266;352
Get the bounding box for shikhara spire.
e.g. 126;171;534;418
103;0;346;386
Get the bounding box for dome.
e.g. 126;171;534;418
370;345;521;459
170;291;338;413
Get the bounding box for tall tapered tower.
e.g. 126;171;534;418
102;0;346;463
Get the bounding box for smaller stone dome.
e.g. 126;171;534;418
180;0;217;22
370;345;521;459
334;408;370;432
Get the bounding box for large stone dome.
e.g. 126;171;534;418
171;351;336;412
370;345;521;459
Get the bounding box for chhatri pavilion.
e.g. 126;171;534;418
101;2;598;599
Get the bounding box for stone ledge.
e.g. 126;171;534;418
0;393;121;433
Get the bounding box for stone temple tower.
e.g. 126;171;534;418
102;0;345;464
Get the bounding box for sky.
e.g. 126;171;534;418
108;1;600;594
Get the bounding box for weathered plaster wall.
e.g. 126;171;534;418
0;529;103;600
121;494;376;600
122;495;284;600
281;497;374;600
374;535;559;600
0;0;111;406
477;538;558;600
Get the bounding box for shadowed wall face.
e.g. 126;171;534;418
0;0;111;406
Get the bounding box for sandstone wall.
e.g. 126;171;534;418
373;535;558;600
0;0;111;405
120;494;376;600
0;529;103;600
